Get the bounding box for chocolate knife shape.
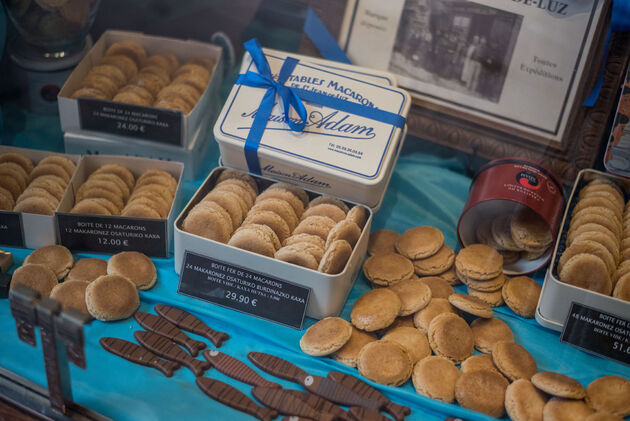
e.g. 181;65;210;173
252;387;344;421
155;304;229;347
283;390;349;420
134;312;206;357
247;352;379;411
328;371;411;421
99;337;180;377
134;330;210;376
348;407;392;421
196;377;277;421
203;350;280;388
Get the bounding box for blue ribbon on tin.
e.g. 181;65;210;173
235;38;406;175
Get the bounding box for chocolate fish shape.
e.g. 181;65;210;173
155;304;229;347
328;371;411;421
134;330;210;376
283;390;349;420
248;352;379;411
135;312;206;357
348;407;391;421
252;387;344;421
99;337;180;377
196;377;277;421
203;350;280;388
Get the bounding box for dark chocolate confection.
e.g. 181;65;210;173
155;304;229;347
281;417;311;421
328;371;411;421
284;389;349;419
248;352;379;411
134;330;210;376
196;377;278;421
203;350;280;388
348;407;391;421
99;337;180;377
252;387;342;421
134;311;206;357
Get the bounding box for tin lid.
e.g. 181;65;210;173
214;47;411;184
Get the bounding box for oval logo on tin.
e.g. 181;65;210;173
516;171;540;190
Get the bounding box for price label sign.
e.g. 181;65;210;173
177;251;311;329
56;213;168;257
561;302;630;366
0;211;24;247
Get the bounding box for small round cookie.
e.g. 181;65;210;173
121;203;161;219
256;188;304;217
500;249;522;265
88;197;120;216
559;240;617;276
585;414;625;421
0;187;14;210
27;175;67;201
362;252;414;287
77;178;125;203
188;57;215;71
571;209;622;241
325;219;361;249
251;198;299;231
455;369;508;418
266;183;309;206
107;251;157;290
455;244;503;281
174;63;211;81
244;210;291;243
283;233;325;249
492;214;522;251
105;40;147;66
117;83;154;103
476;219;502;249
203;191;244;229
228;225;277;257
71;199;112;215
437;266;460;286
16;187;59;208
125;195;168;218
79;74;119;99
580;185;624;210
98;55;138;80
216;169;259;195
522;247;548;261
302;203;346;223
286;241;324;263
351;288;401;332
0;162;28;190
93;164;135;190
573;197;623;220
559;254;612;295
395;226;444;260
428;313;474;364
172;73;208;95
319;240;353;274
419;276;454;299
412;356;459;403
510;207;552;250
13;196;56;215
182;202;233;243
236;223;281;252
10;264;58;298
50;281;90;315
368;229;399;256
293;215;336;241
216;179;256;204
0;175;22;200
0;152;34;173
357;341;413;386
388;277;432;316
572;231;620;264
308;195;349;213
214;184;253;212
72;86;110;100
145;53;179;75
413;298;457;333
502;275;542;318
492;342;537;381
85;275;140;321
299;317;352;356
113;90;152;106
468;287;504;307
460;354;502;375
585;376;630;417
331;327;377;368
505;379;548;421
448;293;493;318
136;173;177;196
567;223;617;246
66;258;108;283
346;205;368;229
613;273;630;301
78;186;124;211
613;260;630;288
413;244;455;276
275;245;319;270
531;372;585;399
470;317;514;354
386;316;416;331
381;326;431;364
543;398;594;421
24;245;73;280
88;64;127;88
459;270;507;292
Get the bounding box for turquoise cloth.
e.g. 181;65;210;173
0;135;629;420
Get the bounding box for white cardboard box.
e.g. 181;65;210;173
58;29;223;147
0;146;80;249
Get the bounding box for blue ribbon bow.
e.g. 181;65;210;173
235;38;406;175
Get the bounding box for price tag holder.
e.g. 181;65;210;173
0;211;25;247
177;251;311;329
78;98;182;145
561;302;630;366
56;213;168;258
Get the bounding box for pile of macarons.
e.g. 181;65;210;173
72;39;214;113
0;151;75;215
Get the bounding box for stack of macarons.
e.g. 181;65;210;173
72;39;214;114
0;151;75;215
182;169;367;274
71;164;176;219
559;176;630;302
10;246;157;322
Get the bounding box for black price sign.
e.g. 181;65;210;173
178;251;311;329
78;98;182;145
0;211;24;247
56;213;168;257
561;302;630;366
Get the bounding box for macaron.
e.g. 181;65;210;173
413;244;455;276
266;182;309;206
460;354;502;376
505;379;548;421
419;276;455;299
256;188;304;217
455;244;503;281
236;223;281;252
13;196;56;215
318;240;353;274
531;372;585;399
85;275;139;321
93;164;135;190
121;203;161;219
470;317;514;354
510;207;552;251
98;55;138;80
448;293;493;318
0;187;14;210
107;251;157;290
331;327;377;368
24;245;74;280
215;169;258;194
10;264;58;298
560;253;612;295
558;240;616;276
283;233;325;249
412;356;459;403
302;203;346;223
71;198;112;216
351;288;401;331
543;398;594;421
362;252;414;287
492;342;537;381
299;317;352;356
357;340;413;386
105;40;147;66
467;287;504;307
437;265;460;286
413;298;457;333
307;195;349;213
275;245;319;270
459;271;507;292
381;326;431;364
50;281;90;315
244;210;291;243
228;226;276;258
395;226;444;260
491;214;522;251
346;205;368;229
368;229;399;255
250;198;298;231
203;191;244;229
428;313;474;364
326;219;361;249
65;258;108;283
455;369;508;418
0;152;34;173
388;276;432;316
182;202;233;243
585;376;630;417
293;215;336;241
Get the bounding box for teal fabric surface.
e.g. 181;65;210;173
1;138;629;421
